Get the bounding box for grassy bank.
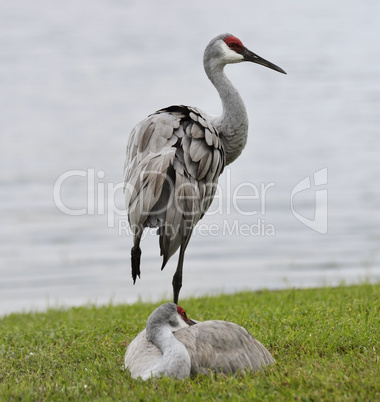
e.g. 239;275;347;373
0;283;379;401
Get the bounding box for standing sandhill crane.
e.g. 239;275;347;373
124;33;286;304
124;303;275;380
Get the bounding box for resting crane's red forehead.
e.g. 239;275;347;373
177;305;186;315
224;36;244;47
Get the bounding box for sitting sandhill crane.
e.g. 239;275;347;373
124;33;286;304
124;303;275;380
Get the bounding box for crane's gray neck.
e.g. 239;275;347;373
144;325;190;379
204;58;248;165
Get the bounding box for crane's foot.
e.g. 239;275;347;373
131;246;141;284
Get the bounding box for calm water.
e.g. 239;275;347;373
1;0;380;316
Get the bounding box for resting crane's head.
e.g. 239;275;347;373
146;303;196;341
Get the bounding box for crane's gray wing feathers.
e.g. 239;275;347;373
175;321;275;375
126;148;176;232
124;105;225;266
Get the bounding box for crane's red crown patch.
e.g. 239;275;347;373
224;35;244;50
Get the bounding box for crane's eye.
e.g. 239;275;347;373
229;43;236;49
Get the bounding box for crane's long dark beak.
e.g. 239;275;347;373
242;47;286;74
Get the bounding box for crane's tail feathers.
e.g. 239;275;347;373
159;233;170;271
131;245;141;284
160;256;169;271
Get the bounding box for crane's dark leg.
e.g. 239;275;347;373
172;246;185;305
131;227;143;284
172;234;192;304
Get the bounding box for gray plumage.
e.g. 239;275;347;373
124;34;286;304
124;303;275;380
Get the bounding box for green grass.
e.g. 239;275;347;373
0;283;379;401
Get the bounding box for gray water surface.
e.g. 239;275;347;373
1;0;380;316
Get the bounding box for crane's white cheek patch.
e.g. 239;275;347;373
220;42;244;64
177;314;190;329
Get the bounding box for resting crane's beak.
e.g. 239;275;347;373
187;318;197;326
